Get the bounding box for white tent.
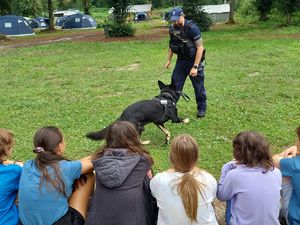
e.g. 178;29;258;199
202;4;230;23
127;4;152;13
53;9;80;18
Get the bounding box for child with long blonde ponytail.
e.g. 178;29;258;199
150;134;218;225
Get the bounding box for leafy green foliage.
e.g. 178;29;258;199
182;0;212;31
274;0;300;25
108;0;132;24
15;0;43;17
238;0;257;18
104;22;136;37
255;0;273;21
152;0;163;9
0;0;12;15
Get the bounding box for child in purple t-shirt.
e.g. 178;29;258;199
217;131;282;225
0;129;23;225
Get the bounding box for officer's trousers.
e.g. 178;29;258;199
171;59;207;113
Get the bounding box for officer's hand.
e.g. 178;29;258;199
189;68;198;77
164;60;171;69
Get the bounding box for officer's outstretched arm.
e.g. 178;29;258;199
165;48;173;69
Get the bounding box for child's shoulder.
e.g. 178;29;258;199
0;162;22;176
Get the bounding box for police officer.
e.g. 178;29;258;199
165;7;206;118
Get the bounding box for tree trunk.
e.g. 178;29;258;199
48;0;55;30
286;12;292;26
259;12;268;21
83;0;90;15
228;0;235;24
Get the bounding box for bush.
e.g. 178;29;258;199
104;23;136;38
237;0;257;18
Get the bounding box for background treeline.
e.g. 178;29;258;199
0;0;224;17
0;0;299;27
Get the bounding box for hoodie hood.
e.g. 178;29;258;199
92;148;141;188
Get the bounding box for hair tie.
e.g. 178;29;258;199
33;147;45;154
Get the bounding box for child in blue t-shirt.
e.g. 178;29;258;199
18;126;95;225
0;128;23;225
273;126;300;225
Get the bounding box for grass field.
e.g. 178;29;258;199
1;21;299;178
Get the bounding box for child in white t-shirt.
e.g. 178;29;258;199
150;134;218;225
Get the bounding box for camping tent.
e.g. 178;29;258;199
28;17;49;29
54;9;80;18
55;16;66;27
127;4;152;13
202;4;230;23
134;12;150;22
0;15;35;36
61;13;97;29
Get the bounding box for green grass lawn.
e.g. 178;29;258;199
1;21;299;178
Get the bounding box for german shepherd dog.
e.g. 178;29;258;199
86;80;189;144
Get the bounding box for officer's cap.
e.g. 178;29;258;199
170;7;184;22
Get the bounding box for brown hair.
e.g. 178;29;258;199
0;129;14;164
33;126;66;196
169;134;205;222
233;131;274;172
93;121;153;164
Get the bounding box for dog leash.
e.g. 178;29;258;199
176;91;190;102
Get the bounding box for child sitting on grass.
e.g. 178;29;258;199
150;134;219;225
18;126;94;225
0;128;22;225
273;126;300;225
217;131;282;225
85;121;155;225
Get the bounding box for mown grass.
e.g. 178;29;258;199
0;21;299;178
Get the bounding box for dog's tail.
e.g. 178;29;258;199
86;126;110;140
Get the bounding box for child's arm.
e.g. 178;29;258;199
273;146;298;169
3;160;23;167
282;146;299;157
217;161;237;201
80;156;93;174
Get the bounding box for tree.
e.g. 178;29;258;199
105;0;136;37
182;0;212;31
83;0;90;14
275;0;300;25
48;0;55;30
0;0;12;15
255;0;273;21
15;0;43;17
109;0;132;24
152;0;163;8
228;0;236;23
131;0;148;3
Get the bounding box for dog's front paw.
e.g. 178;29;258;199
182;118;190;124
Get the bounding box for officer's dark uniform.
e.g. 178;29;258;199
169;19;207;116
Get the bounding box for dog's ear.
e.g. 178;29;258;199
158;80;165;90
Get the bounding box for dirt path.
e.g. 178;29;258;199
0;27;169;50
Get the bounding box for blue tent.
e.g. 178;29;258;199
0;15;35;36
62;13;97;29
55;16;66;27
28;17;49;29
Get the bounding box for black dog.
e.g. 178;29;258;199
86;80;188;144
